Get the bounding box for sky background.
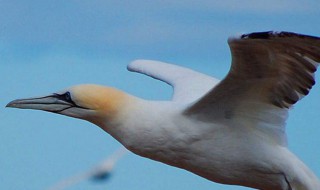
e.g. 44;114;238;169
1;0;320;190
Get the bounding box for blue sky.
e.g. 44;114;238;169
1;1;320;190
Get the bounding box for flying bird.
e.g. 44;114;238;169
46;147;127;190
6;31;320;190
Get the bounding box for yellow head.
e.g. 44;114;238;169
6;84;132;127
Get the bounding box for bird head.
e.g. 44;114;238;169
6;84;130;127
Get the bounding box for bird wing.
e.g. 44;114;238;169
128;59;219;103
185;31;320;145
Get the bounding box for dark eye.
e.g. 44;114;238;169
64;92;72;102
53;91;87;109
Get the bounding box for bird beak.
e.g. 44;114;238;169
6;94;75;113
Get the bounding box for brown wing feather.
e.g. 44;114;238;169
186;31;320;117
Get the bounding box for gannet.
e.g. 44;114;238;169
47;147;127;190
6;31;320;190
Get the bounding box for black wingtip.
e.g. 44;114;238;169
90;172;112;182
241;31;320;40
241;31;274;39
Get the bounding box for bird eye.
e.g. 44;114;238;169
64;92;72;102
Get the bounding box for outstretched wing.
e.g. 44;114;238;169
128;60;219;103
185;31;320;145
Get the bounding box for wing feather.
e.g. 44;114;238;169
128;60;219;103
185;31;320;145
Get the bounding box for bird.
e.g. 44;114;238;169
6;31;320;190
46;147;127;190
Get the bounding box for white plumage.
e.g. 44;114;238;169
7;31;320;190
128;59;219;103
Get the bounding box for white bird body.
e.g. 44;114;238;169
6;31;320;190
101;93;318;190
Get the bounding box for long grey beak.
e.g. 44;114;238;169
6;94;74;113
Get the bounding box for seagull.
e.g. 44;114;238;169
6;31;320;190
46;147;127;190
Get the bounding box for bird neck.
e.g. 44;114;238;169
88;90;140;128
97;98;185;159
